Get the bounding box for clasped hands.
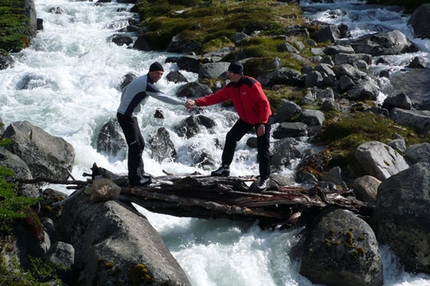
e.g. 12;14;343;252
185;99;196;109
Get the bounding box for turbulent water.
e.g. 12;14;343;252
1;0;430;285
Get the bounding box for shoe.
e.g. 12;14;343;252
257;178;269;191
211;165;230;177
130;177;151;186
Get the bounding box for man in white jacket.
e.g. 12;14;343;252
117;62;184;186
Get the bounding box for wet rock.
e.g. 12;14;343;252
371;162;430;275
300;208;383;286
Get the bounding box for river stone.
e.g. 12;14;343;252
389;108;430;134
90;179;122;202
355;141;409;181
56;194;191;286
0;146;37;197
370;162;430;274
148;127;177;163
346;30;418;56
404;142;430;164
353;175;381;206
198;62;230;81
1;121;75;180
300;208;383;286
407;3;430;39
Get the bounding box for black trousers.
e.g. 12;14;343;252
221;119;271;179
116;112;145;184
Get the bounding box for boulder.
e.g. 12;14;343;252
270;138;301;167
382;92;412;111
404;142;430;164
371;162;430;274
56;194;191;285
274;100;302;123
389;108;430;134
300;208;383;286
96;118;127;162
388;69;430;110
198;62;230;81
272;122;308;139
353;175;381;206
0;146;37;197
407;3;430;39
345;30;418;56
1;121;75;180
176;82;212;98
148;127;178;163
355;141;409;181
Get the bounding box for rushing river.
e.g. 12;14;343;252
1;0;430;285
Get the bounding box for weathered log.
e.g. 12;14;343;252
16;163;374;229
118;175;372;228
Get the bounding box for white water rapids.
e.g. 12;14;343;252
1;0;430;285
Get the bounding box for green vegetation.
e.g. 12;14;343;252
0;0;32;54
0;255;66;285
0;167;40;234
135;0;308;57
317;112;430;171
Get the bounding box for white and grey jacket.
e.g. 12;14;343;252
117;73;184;116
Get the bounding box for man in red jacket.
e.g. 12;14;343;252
185;62;272;190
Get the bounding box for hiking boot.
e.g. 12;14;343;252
257;177;269;191
130;177;151;186
211;165;230;177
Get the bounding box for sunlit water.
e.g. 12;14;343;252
1;0;430;284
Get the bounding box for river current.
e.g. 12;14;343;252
1;0;430;285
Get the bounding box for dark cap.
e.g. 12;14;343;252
228;62;244;74
149;62;164;72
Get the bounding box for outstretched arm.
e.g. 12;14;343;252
147;90;184;105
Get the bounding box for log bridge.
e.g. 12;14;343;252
20;163;374;230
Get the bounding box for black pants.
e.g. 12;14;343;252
116;112;145;184
221;119;271;179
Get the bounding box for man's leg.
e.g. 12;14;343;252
117;113;145;184
257;122;271;180
221;119;251;166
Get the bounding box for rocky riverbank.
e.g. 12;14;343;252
3;0;430;285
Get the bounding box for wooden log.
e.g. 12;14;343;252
16;163;374;229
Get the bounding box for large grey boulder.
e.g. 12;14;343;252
355;141;409;181
371;162;430;274
404;142;430;164
96;118;127;162
389;108;430;134
1;121;75;180
300;208;383;286
345;30;418;56
148;127;178;163
198;62;230;81
56;194;191;286
388;69;430;110
0;146;37;197
407;3;430;39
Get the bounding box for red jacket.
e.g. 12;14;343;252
195;76;272;125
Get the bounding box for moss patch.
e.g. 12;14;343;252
136;0;305;54
0;0;32;53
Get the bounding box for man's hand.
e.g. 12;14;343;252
185;99;196;109
257;124;265;137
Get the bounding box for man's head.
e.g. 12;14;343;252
148;61;164;83
227;62;243;83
